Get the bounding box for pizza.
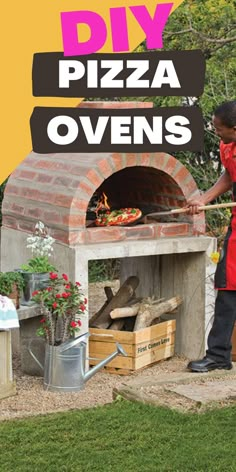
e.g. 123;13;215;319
95;208;142;226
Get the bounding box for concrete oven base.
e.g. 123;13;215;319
1;226;216;361
75;235;216;360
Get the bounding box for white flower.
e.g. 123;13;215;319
26;221;55;257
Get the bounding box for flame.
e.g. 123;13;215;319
96;192;110;216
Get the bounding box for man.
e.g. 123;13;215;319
187;100;236;372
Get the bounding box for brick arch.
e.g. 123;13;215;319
2;151;205;245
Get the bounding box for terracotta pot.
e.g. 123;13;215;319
6;283;20;309
232;322;236;362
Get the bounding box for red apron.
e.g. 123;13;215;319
215;141;236;290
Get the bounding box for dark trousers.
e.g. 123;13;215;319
206;290;236;363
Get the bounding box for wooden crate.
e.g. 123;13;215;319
0;331;16;400
89;320;176;375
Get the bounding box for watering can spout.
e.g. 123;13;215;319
83;342;127;382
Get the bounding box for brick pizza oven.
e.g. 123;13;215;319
0;102;215;359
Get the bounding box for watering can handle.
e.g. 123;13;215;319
28;338;44;372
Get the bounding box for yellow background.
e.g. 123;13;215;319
0;0;184;183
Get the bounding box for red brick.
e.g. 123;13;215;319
4;184;20;196
97;159;113;178
42;211;62;225
36;173;54;184
157;223;191;238
173;166;190;186
139;153;151;166
111;153;123;171
24;156;37;166
18;170;37;180
126;153;138;167
26;207;43;219
193;213;205;234
162;156;179;176
125;224;156;240
86;169;103;188
86;227;125;243
10;169;21;178
34;160;71;172
151;153;168;170
182;178;198;199
10;203;25;215
78;101;153;109
20;187;40;200
50;229;69;244
193;224;206;235
53;176;73;187
62;214;85;227
77;181;95;196
69;230;87;245
18;220;37;232
71;199;88;211
2;216;18;229
53;194;73;208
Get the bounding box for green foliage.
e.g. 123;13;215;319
88;259;120;283
0;271;25;296
20;256;56;273
162;0;235;117
0;403;236;471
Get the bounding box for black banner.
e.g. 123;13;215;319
32;50;205;98
30;106;204;154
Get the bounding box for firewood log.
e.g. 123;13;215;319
109;319;125;330
110;303;140;319
91;276;139;329
104;286;114;301
134;296;183;331
89;286;114;326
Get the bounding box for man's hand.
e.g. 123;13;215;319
185;196;206;215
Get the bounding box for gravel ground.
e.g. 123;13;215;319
1;281;233;421
0;353;189;422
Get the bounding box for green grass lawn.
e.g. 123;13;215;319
0;400;236;472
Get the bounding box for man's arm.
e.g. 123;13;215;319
186;170;232;214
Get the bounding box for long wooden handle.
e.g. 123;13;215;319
170;202;236;214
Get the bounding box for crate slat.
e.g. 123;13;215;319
0;331;16;399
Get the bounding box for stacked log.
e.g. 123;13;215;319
89;277;182;331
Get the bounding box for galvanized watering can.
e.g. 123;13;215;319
29;332;127;393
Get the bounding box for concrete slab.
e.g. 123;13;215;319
166;379;236;404
113;364;236;410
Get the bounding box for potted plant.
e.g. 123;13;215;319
19;221;57;305
28;272;88;391
31;272;87;345
0;271;25;309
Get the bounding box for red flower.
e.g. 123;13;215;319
80;304;86;312
65;284;71;289
50;272;58;280
70;321;77;328
76;282;81;286
55;294;61;299
62;273;68;281
40;318;46;323
77;320;82;327
84;298;87;305
52;302;58;309
62;292;70;298
32;290;39;296
46;287;53;292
